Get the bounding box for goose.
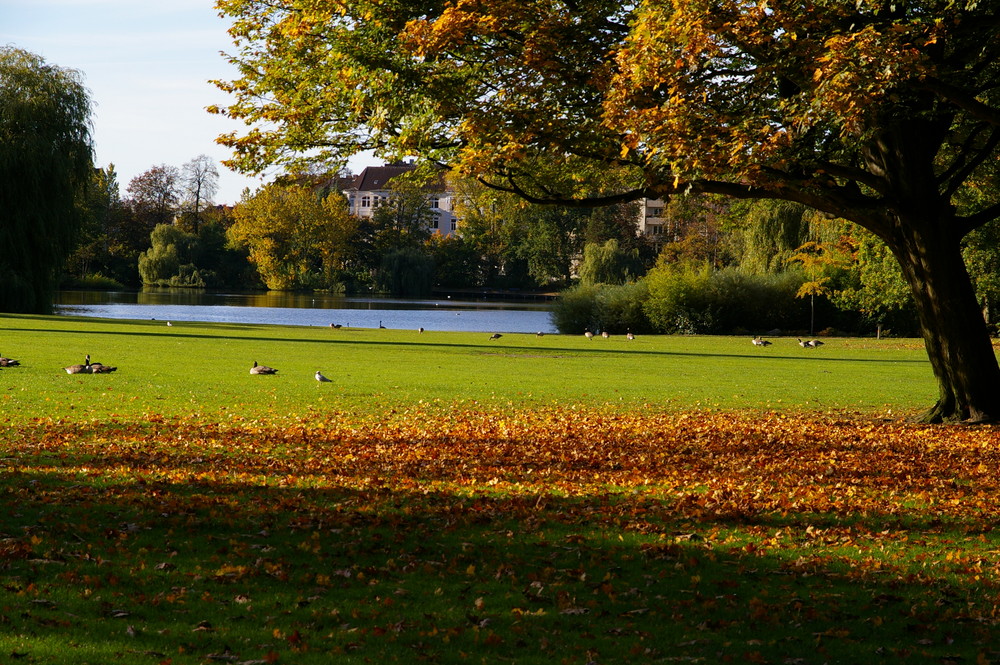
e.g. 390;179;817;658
601;331;610;339
584;329;594;340
536;331;545;337
626;330;635;341
90;363;117;373
489;333;503;340
0;355;20;367
64;360;90;374
797;338;812;348
379;321;386;329
315;370;332;383
330;323;342;329
418;327;425;333
250;361;278;375
810;339;825;347
758;338;772;346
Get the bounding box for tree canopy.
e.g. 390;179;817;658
213;1;1000;421
0;47;93;313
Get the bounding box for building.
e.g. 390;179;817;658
343;162;459;236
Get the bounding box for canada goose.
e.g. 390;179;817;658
536;331;545;337
626;330;635;341
797;338;811;348
90;363;117;373
250;361;278;375
489;333;502;340
601;331;610;339
315;371;332;383
752;336;772;346
330;323;342;329
64;362;89;374
584;329;594;340
418;327;425;333
379;321;386;329
810;339;825;347
0;355;20;367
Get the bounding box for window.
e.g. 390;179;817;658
429;196;440;209
361;195;371;208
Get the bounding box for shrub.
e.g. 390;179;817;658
553;281;652;334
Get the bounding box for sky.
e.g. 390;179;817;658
1;0;300;205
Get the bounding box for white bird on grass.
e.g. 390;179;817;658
315;371;332;383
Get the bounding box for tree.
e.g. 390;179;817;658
179;155;220;234
213;2;1000;422
0;47;93;312
126;164;180;236
228;183;356;290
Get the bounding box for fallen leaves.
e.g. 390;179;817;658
2;408;1000;663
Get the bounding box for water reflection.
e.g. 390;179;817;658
54;289;558;334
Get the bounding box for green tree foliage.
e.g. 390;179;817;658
377;247;435;297
138;224;204;287
578;239;637;286
0;47;93;312
833;228;918;336
213;0;1000;421
730;201;814;276
553;281;652;335
228;183;357;290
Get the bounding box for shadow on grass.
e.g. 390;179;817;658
0;439;993;665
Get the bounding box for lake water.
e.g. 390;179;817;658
53;290;558;334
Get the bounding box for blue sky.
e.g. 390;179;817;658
2;0;269;204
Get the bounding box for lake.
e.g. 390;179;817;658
53;289;558;334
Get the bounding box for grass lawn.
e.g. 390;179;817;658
2;314;998;664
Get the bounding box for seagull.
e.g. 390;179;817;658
166;321;172;327
315;370;332;382
250;361;278;375
489;333;503;340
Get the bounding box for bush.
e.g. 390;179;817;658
552;281;652;334
644;263;807;334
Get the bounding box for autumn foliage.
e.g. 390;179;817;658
5;407;1000;662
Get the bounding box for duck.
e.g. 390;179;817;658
250;361;278;375
315;370;332;383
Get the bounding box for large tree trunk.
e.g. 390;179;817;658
885;212;1000;423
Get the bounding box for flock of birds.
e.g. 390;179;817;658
753;336;826;348
0;326;826;385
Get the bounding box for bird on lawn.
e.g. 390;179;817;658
379;321;386;329
626;330;635;341
64;358;90;374
797;338;811;348
536;331;545;337
810;339;825;347
584;329;594;340
0;354;20;367
752;336;772;346
85;354;115;372
250;361;278;375
315;371;332;383
602;331;610;339
489;333;503;340
418;327;425;333
330;323;342;329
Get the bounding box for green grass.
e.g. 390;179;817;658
1;313;936;421
2;313;990;665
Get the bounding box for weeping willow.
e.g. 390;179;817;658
0;47;93;313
